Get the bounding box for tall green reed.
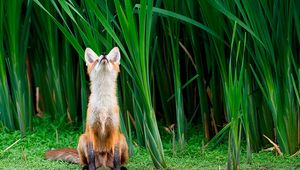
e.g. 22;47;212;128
161;0;186;150
31;0;66;121
114;0;166;167
209;0;298;154
2;0;299;169
223;25;246;170
0;0;33;133
0;0;14;130
197;0;227;140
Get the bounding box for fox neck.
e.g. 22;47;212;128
90;71;118;109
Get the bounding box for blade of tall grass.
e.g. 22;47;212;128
0;0;14;130
154;37;174;125
4;0;33;133
209;0;298;155
197;0;227;140
243;0;297;154
61;36;78;123
162;0;186;150
134;4;228;47
33;0;84;56
292;0;300;143
222;27;245;169
113;0;166;167
32;0;67;121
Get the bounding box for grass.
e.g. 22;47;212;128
1;118;299;170
1;0;298;168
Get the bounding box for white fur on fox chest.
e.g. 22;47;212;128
87;70;119;133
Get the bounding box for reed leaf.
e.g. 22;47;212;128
3;0;33;133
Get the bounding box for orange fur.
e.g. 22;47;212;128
45;47;128;169
45;149;79;164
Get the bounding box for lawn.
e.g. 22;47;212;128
0;118;299;170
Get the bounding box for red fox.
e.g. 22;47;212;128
45;47;128;170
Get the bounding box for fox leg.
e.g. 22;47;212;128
78;134;96;170
112;144;120;170
119;134;128;165
109;134;128;170
78;134;88;166
87;142;96;170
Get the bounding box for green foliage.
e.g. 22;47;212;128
0;0;14;130
161;0;186;151
0;0;299;169
0;0;33;133
209;0;298;155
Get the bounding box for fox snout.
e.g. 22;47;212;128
100;56;108;64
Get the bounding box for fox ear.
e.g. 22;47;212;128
107;47;120;64
85;48;98;65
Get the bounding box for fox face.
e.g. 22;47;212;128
85;47;121;82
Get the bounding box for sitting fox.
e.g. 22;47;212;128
45;47;128;170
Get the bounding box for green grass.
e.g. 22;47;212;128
1;118;299;170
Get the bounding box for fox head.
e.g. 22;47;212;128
85;47;121;82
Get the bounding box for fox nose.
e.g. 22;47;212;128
100;56;108;63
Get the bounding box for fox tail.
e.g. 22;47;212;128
45;148;79;164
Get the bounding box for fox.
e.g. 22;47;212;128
45;47;129;170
